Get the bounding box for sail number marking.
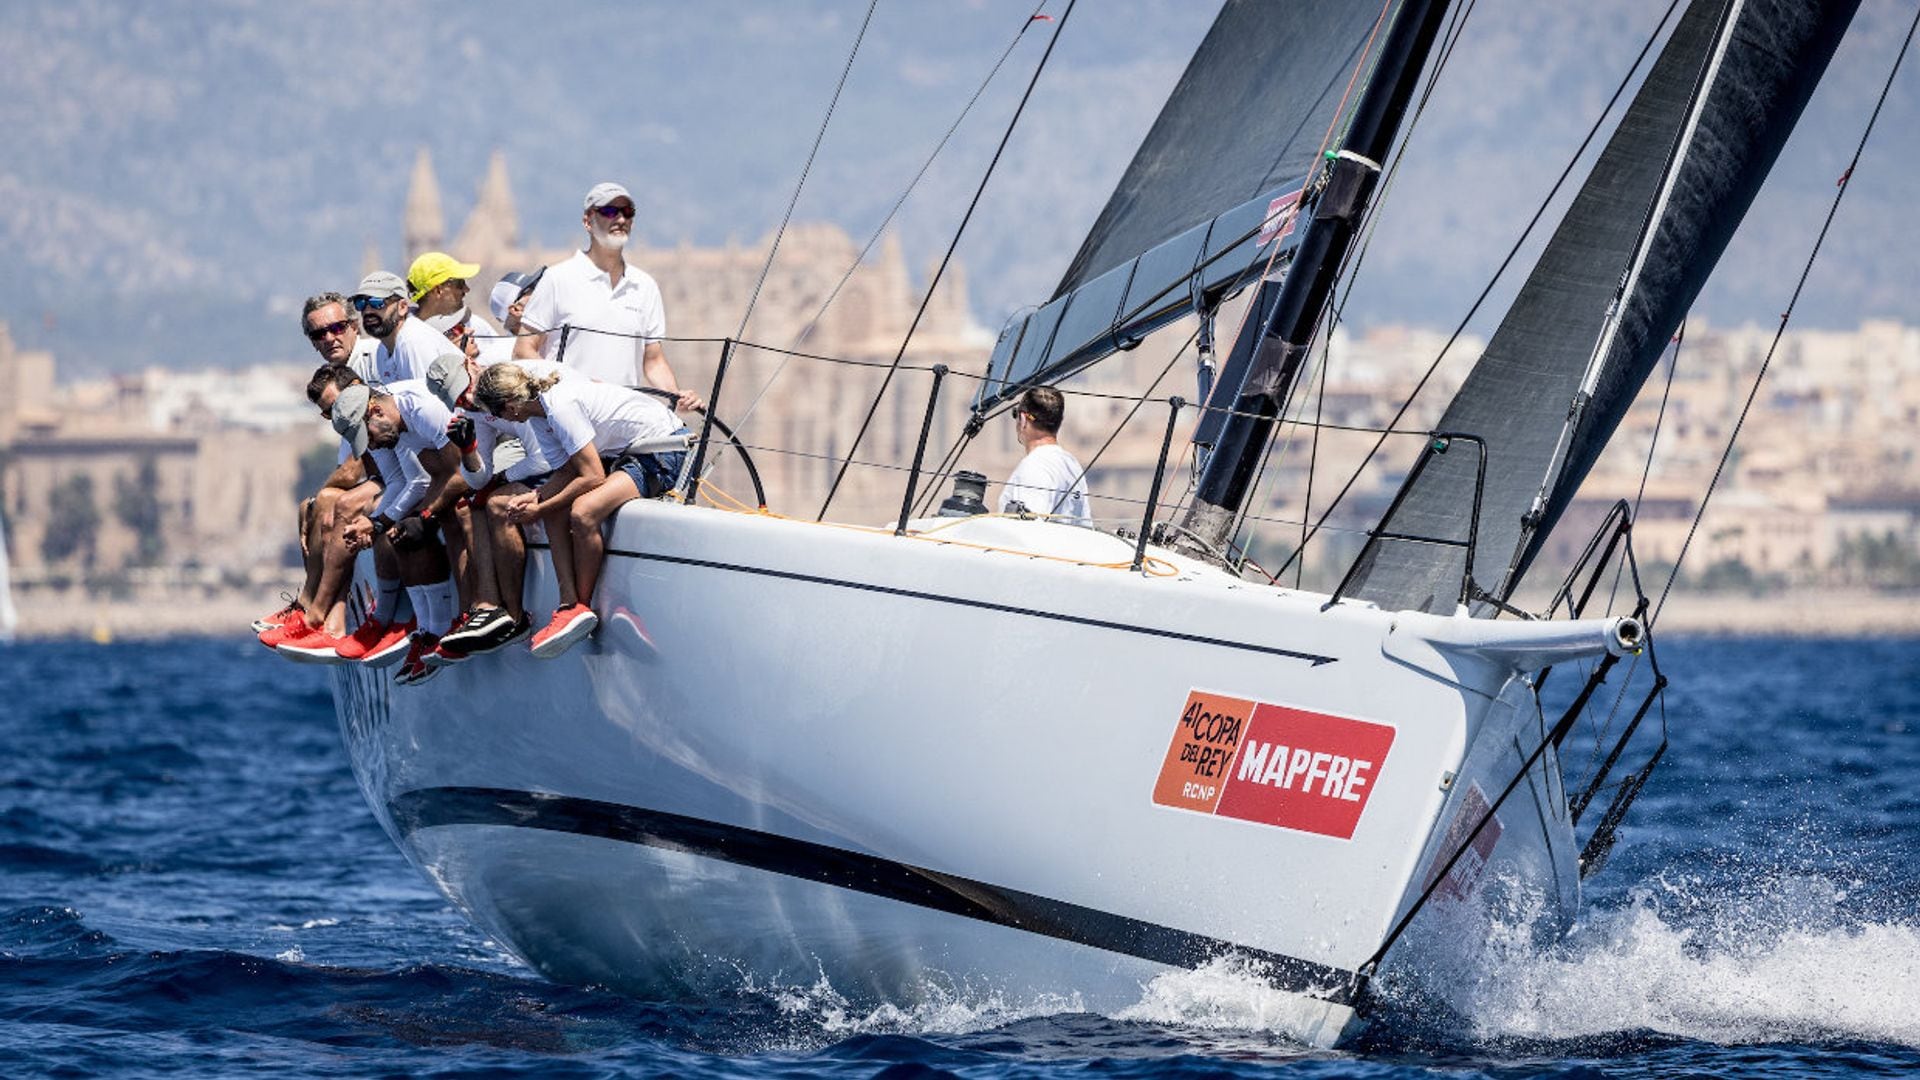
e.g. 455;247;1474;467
1152;689;1395;841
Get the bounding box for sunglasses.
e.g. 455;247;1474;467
305;319;351;341
352;295;400;313
593;204;636;221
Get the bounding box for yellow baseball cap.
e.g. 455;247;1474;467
407;251;482;302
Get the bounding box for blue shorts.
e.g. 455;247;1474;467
605;432;690;499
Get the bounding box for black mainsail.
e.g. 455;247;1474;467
971;0;1390;413
1340;0;1859;614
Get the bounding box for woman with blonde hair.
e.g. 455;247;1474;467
475;362;688;657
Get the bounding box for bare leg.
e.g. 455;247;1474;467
568;472;641;608
487;484;534;620
315;483;380;635
441;505;471;612
296;493;331;622
544;502;579;609
460;499;500;610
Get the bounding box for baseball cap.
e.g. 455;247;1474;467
425;351;471;411
407;251;482;302
331;384;373;455
489;269;543;325
424;307;472;336
584;182;632;210
352;271;408;301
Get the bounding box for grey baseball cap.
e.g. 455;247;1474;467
352;271;408;301
425;351;471;411
584;182;632;210
331;383;373;455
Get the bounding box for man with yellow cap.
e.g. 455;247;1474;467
408;252;481;322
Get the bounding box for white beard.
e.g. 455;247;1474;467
592;219;631;251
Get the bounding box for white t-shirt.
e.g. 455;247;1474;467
366;380;453;518
519;249;667;386
470;310;517;363
531;378;680;465
999;443;1092;527
373;314;455;386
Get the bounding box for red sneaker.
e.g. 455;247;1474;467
336;618;415;668
530;604;598;659
251;599;303;635
394;634;442;685
258;616;319;651
277;628;352;665
422;638;473;669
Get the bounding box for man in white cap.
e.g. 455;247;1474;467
425;350;564;655
354;270;453;385
515;182;700;409
483;268;543;362
331;379;471;684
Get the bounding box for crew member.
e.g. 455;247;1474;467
999;386;1092;527
354;270;451;384
474;361;688;659
425;351;566;656
331;380;471;684
256;294;384;652
514;182;700;409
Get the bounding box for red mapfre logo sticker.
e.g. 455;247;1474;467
1153;690;1395;840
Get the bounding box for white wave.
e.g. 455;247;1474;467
734;968;1083;1039
1116;954;1333;1040
274;945;305;963
1459;877;1920;1047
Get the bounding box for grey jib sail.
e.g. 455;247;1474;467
1341;0;1858;615
974;0;1387;413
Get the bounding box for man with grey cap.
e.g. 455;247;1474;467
425;350;563;653
333;377;471;684
515;182;700;409
353;270;454;385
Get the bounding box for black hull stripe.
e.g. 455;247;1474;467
389;785;1359;1007
588;545;1338;667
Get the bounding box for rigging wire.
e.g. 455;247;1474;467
726;2;1052;446
733;0;879;343
1269;0;1686;582
1653;0;1920;628
818;0;1078;521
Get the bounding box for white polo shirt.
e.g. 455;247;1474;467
518;249;667;386
374;314;455;385
530;378;679;465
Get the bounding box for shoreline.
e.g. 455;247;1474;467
8;585;1917;642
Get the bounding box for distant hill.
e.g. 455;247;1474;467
0;0;1914;377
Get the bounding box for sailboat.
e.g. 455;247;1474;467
0;505;15;643
327;0;1861;1047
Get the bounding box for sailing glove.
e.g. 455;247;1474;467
447;415;477;453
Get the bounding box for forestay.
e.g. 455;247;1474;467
1341;0;1858;615
972;0;1387;413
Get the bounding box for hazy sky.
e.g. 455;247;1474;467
0;0;1914;376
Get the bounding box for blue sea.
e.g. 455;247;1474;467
1;635;1916;1078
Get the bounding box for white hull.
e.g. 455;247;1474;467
331;501;1620;1046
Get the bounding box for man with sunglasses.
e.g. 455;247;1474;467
998;386;1092;528
256;295;388;650
514;182;700;410
354;270;453;385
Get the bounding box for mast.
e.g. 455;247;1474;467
1181;0;1455;551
